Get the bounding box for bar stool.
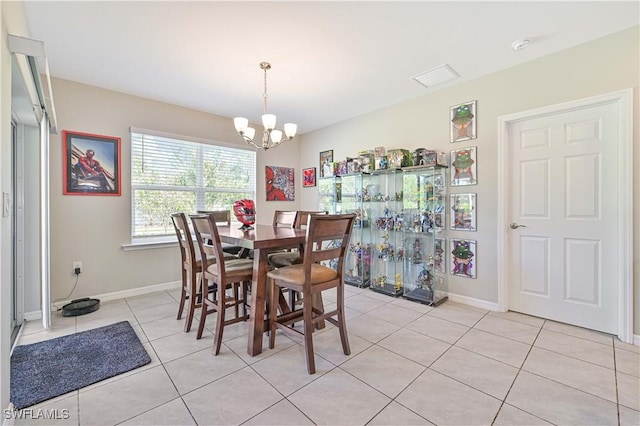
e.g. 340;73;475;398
267;213;356;374
190;213;254;355
171;212;208;332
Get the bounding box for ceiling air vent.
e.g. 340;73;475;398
412;64;459;88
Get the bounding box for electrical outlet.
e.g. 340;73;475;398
72;261;83;274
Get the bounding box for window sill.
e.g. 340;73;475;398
121;238;177;251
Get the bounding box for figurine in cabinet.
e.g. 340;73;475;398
394;215;403;231
362;186;372;202
378;232;393;261
412;214;422;233
417;266;434;301
373;274;388;287
417;266;431;289
412;238;423;263
421;211;433;232
348;242;371;280
354;208;369;228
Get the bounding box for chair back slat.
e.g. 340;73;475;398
273;210;298;228
197;210;231;226
190;213;227;275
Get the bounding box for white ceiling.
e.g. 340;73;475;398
23;1;639;134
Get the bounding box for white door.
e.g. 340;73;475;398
506;101;621;334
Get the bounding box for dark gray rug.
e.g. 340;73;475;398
10;321;151;409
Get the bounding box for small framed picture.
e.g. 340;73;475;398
320;149;334;177
62;130;121;196
303;167;316;187
450;193;477;231
451;239;476;278
451;146;477;186
450;100;477;143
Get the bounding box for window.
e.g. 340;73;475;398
130;128;256;240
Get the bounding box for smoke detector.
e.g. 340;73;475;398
512;39;530;51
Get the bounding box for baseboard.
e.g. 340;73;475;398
446;292;500;311
634;334;640;346
23;310;42;321
43;281;181;316
89;281;181;303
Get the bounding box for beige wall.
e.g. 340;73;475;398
299;26;640;333
49;78;299;302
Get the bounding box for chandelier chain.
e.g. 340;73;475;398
263;65;268;114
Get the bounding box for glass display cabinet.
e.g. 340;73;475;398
318;176;342;214
341;173;372;287
368;168;404;296
401;165;448;305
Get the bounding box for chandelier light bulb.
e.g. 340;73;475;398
284;123;297;138
244;127;256;141
234;117;248;132
262;114;276;131
270;129;283;143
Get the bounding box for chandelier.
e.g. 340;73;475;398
233;62;297;150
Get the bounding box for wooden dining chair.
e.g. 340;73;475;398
197;209;243;257
269;210;321;268
170;212;207;333
269;211;329;308
267;213;356;374
272;210;298;228
190;213;254;354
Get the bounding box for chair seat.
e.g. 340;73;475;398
206;258;254;277
267;263;337;287
268;252;303;268
192;252;235;269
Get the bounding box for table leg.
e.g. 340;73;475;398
312;293;326;329
247;248;293;356
248;249;268;356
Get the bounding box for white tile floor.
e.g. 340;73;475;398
13;285;640;426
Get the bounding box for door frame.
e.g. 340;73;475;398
497;89;633;343
10;117;25;345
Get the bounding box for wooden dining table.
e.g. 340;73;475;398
217;224;307;356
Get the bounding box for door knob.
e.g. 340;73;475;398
509;222;527;229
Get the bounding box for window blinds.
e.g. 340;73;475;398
130;130;256;238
